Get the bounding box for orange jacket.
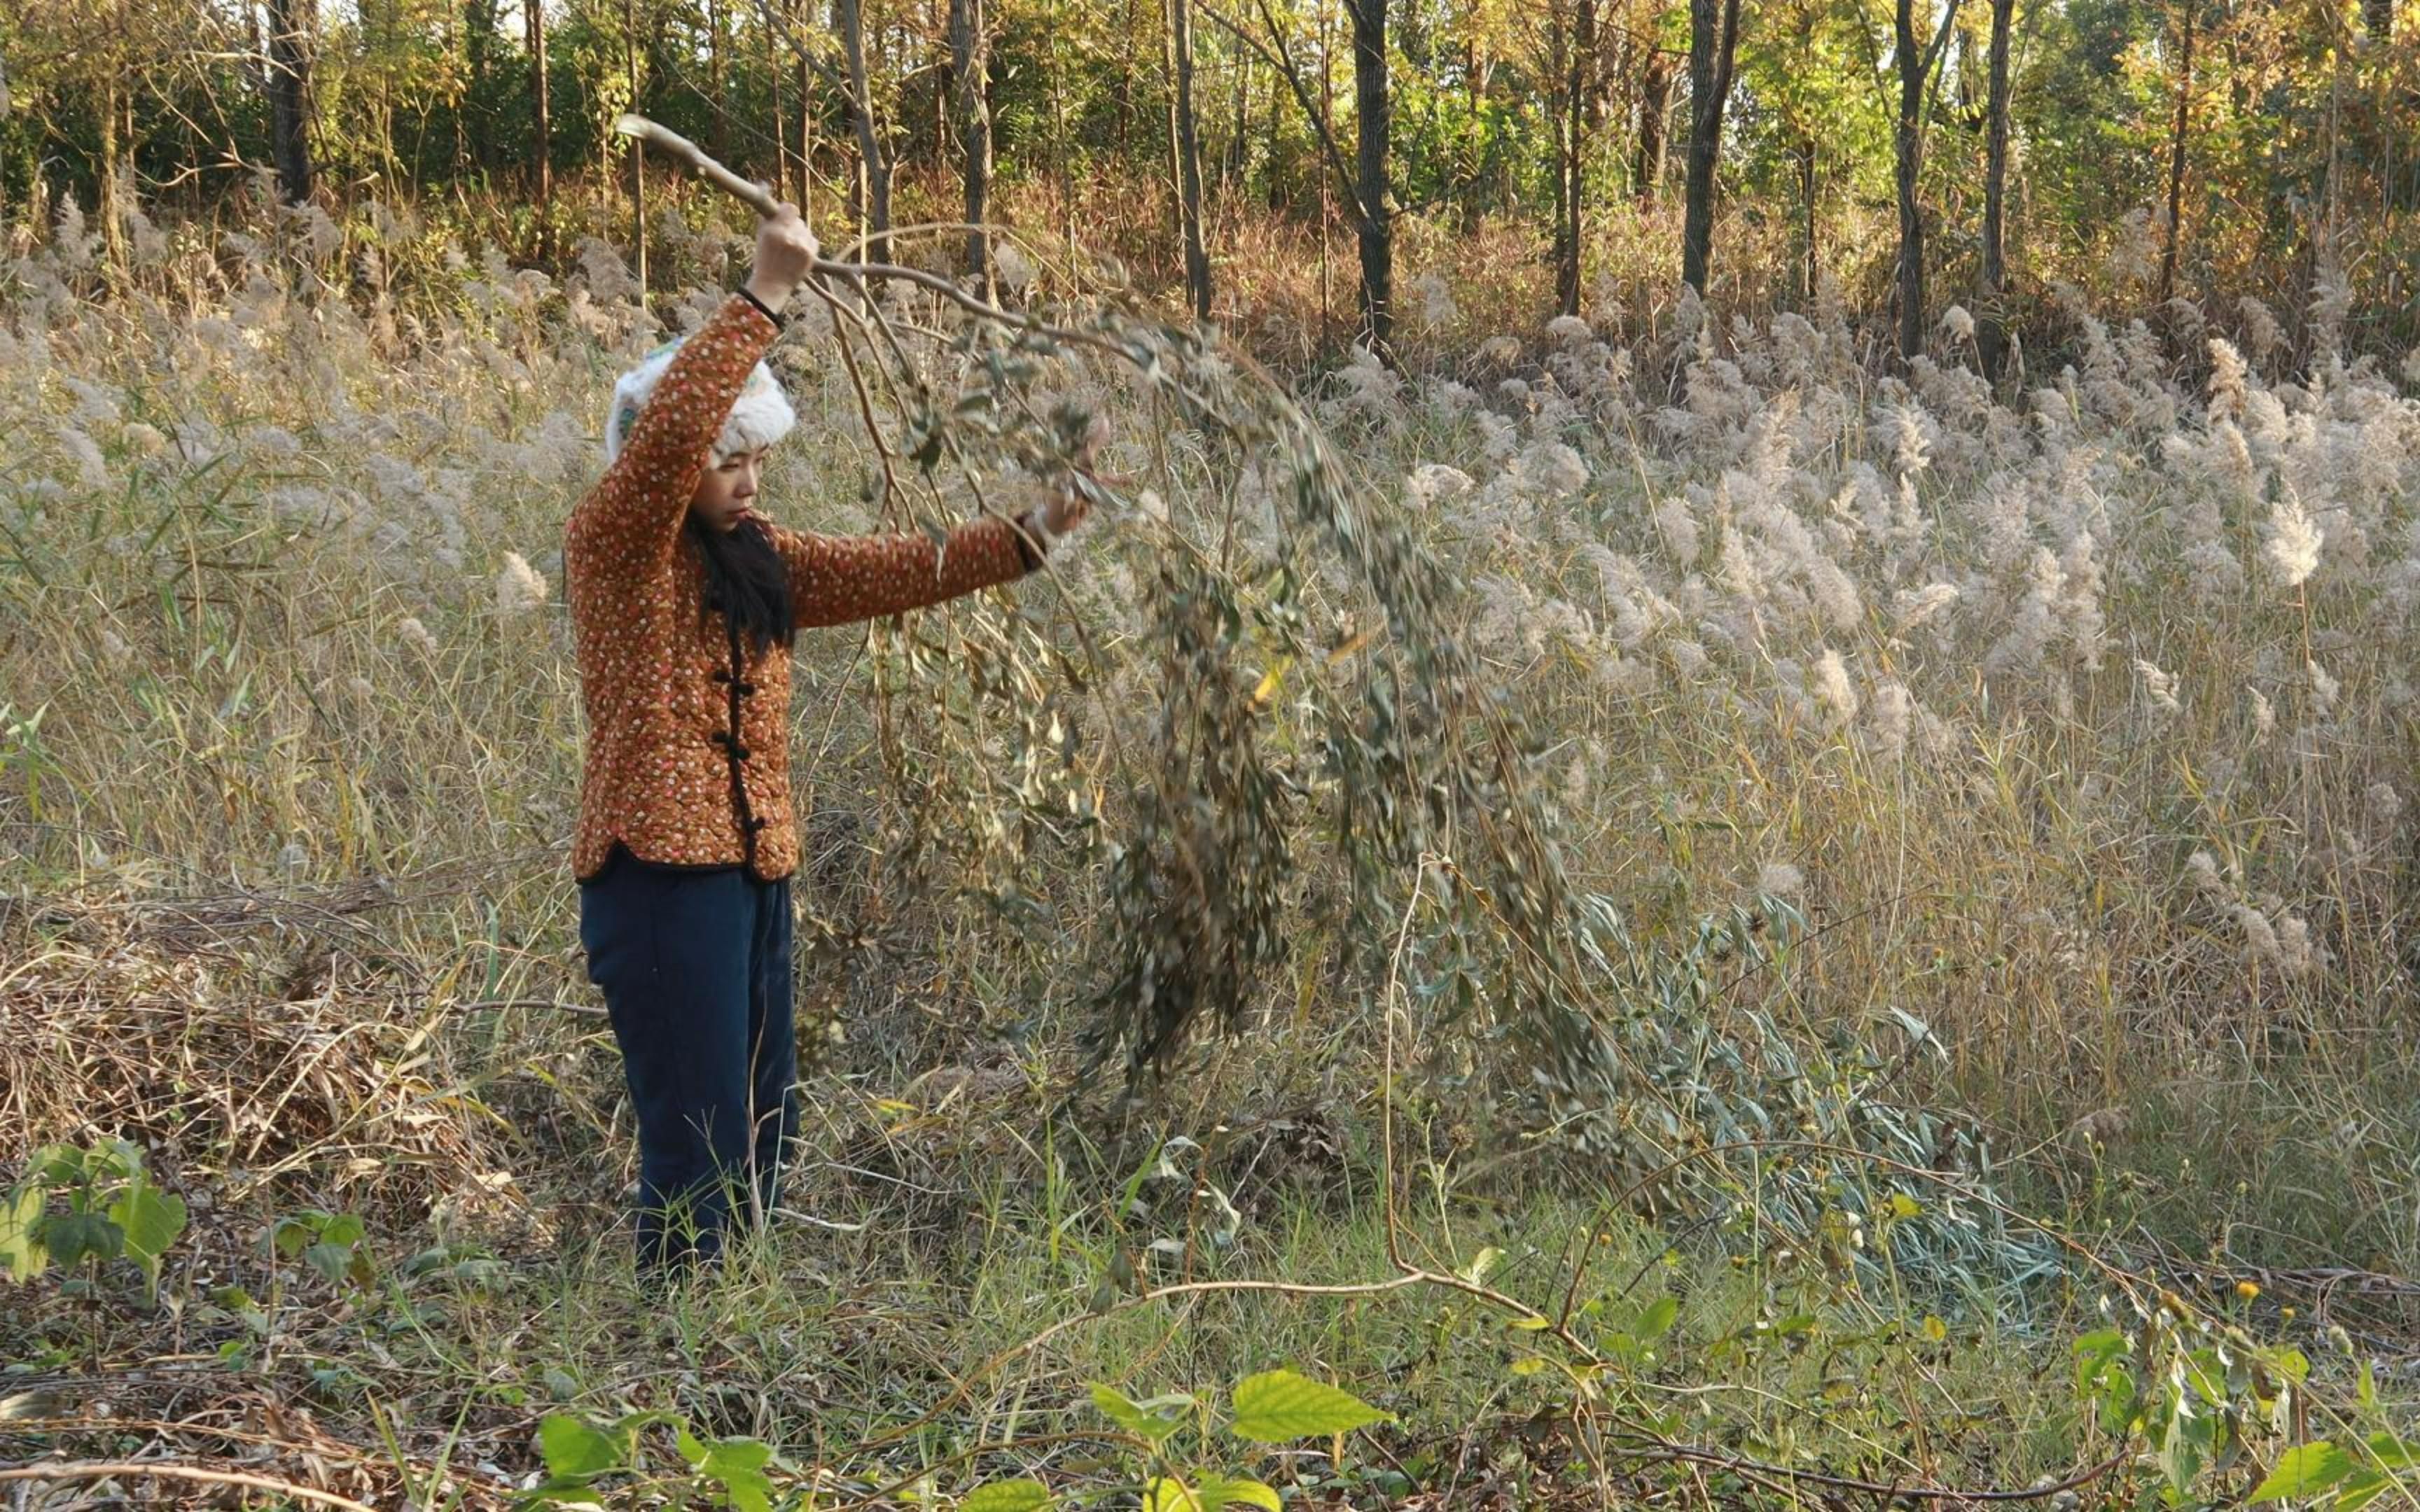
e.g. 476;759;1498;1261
565;293;1036;881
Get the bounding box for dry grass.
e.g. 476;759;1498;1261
6;183;2420;1504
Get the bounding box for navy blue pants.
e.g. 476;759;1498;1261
578;848;798;1270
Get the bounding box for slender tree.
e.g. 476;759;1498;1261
1549;0;1600;316
1892;0;1964;360
624;0;645;301
2156;0;2197;305
524;0;550;214
1680;0;1742;294
1977;0;2015;382
1634;42;1674;204
1347;0;1391;350
266;0;315;204
836;0;889;250
948;0;992;285
1169;0;1213;318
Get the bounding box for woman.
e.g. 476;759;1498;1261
565;207;1092;1271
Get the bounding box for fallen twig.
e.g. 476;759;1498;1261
0;1460;380;1512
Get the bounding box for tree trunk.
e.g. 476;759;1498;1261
1679;0;1740;294
948;0;992;286
798;36;815;216
1633;45;1672;204
1170;0;1212;318
1348;0;1391;351
99;72;124;267
526;0;552;214
707;0;728;162
837;0;889;252
624;0;646;306
2157;0;2196;306
1893;0;1961;361
266;0;315;204
1977;0;2014;382
1796;131;1817;305
1551;0;1597;316
763;0;788;200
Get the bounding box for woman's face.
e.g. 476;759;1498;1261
690;447;769;533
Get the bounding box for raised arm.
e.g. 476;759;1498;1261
566;295;780;563
566;207;817;572
766;514;1043;629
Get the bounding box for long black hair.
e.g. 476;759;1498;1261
685;512;795;656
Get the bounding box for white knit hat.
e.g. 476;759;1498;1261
603;340;796;463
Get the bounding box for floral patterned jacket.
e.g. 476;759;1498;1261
564;293;1036;881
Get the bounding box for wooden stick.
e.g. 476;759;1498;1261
615;113;783;220
0;1462;381;1512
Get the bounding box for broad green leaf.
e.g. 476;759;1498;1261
1192;1477;1281;1511
1228;1369;1391;1442
2367;1431;2417;1470
700;1437;773;1478
1636;1295;1679;1339
304;1242;356;1284
961;1480;1057;1512
2336;1469;2395;1512
1142;1477;1199;1512
270;1216;315;1259
1;1186;47;1281
40;1210;123;1268
710;1466;773;1512
2248;1441;2356;1502
28;1146;85;1187
109;1173;187;1289
93;1141;141;1182
1087;1383;1190;1442
537;1414;622;1480
321;1213;367;1247
676;1424;709;1468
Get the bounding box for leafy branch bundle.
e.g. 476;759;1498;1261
633;121;2047;1286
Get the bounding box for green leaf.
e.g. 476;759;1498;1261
109;1172;187;1292
1191;1477;1281;1511
270;1216;315;1259
303;1242;356;1284
39;1210;123;1268
1228;1369;1391;1442
710;1466;772;1512
961;1480;1057;1512
2335;1469;2395;1512
29;1146;85;1187
1142;1478;1200;1512
2367;1431;2417;1470
1636;1295;1680;1339
700;1437;772;1478
537;1414;622;1480
1;1186;48;1282
1086;1383;1191;1443
2248;1441;2356;1502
